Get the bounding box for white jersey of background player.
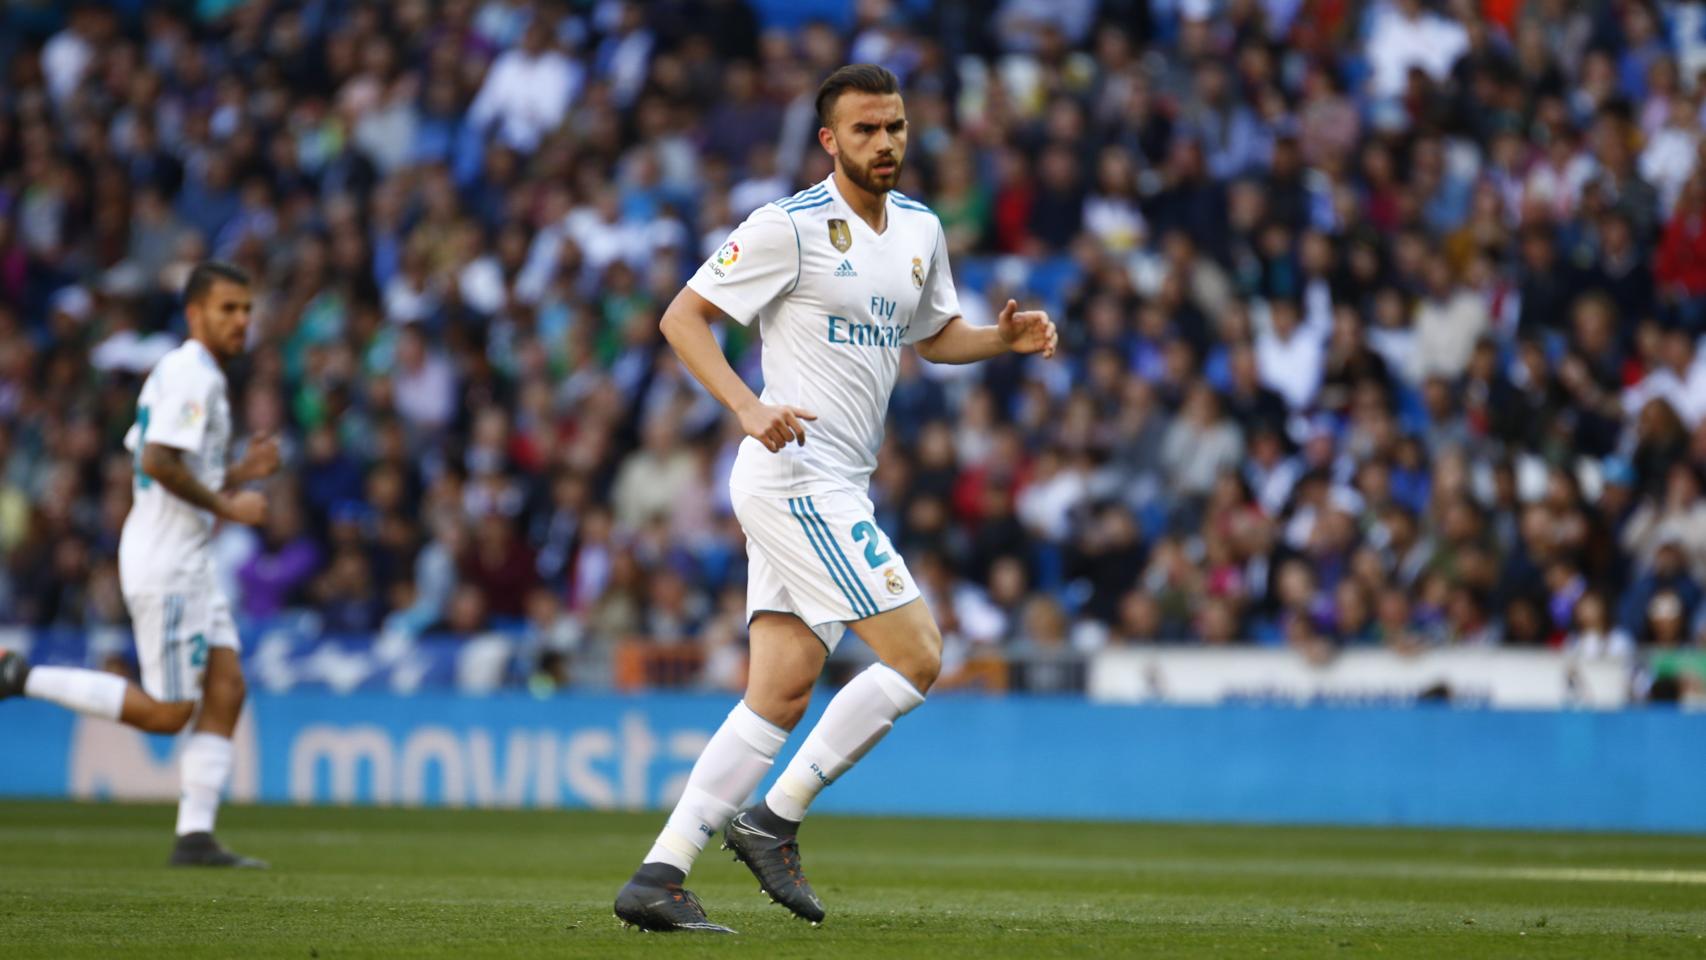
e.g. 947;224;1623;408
614;64;1057;933
1;262;279;868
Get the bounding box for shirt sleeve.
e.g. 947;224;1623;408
685;205;799;326
143;362;214;452
905;218;961;343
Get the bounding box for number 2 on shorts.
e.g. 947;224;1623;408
851;521;890;568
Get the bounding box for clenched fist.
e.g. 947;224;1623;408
737;399;819;453
996;299;1058;359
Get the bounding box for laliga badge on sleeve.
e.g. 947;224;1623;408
709;240;741;279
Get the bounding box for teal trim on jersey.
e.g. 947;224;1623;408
788;498;874;618
783;207;803;295
804;496;880;615
930;216;943;275
889;191;934;214
781;186;826;205
133;405;153;490
787;197;833;213
778;187;828;210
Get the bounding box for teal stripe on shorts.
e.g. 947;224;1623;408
804;496;881;616
788;497;873;618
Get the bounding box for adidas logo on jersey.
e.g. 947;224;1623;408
834;259;857;277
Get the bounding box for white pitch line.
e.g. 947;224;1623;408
1479;866;1706;886
826;850;1706;886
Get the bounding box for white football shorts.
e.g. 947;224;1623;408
125;584;241;702
733;488;922;652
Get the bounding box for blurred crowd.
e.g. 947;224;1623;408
2;0;1705;695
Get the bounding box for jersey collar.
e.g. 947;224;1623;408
823;173;892;239
184;336;222;372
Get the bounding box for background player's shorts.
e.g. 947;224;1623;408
732;488;922;652
125;585;240;702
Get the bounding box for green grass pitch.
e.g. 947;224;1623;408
1;801;1703;958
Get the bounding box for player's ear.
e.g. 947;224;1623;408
818;126;836;157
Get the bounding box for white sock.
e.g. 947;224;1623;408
766;663;925;822
24;666;126;720
176;733;233;836
644;701;789;874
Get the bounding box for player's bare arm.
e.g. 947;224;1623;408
224;433;281;487
140;442;265;525
660;286;817;452
915;299;1058;364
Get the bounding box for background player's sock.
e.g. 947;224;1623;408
23;666;125;720
642;700;788;874
766;663;924;822
176;733;233;836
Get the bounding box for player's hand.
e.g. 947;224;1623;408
239;434;282;479
996;299;1058;359
737;399;818;452
219;490;268;526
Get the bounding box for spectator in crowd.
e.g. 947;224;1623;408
1008;596;1086;693
0;0;1699;696
467;17;581;154
463;513;537;623
237;496;320;621
1567;591;1635;660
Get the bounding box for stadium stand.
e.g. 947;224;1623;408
0;0;1703;702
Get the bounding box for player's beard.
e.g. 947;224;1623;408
843;151;903;195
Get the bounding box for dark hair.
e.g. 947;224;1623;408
815;64;900;127
183;260;250;305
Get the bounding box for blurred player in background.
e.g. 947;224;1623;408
1;262;276;868
614;64;1058;933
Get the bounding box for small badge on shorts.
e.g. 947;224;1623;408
828;219;852;253
883;567;905;595
910;256;924;289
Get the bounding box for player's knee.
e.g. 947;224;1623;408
892;631;942;693
772;692;811;729
752;685;813;729
908;648;941;693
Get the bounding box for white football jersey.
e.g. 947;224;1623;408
118;338;233;592
688;174;961;499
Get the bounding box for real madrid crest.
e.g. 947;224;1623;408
884;567;905;595
910;256;924;289
828;219;852;253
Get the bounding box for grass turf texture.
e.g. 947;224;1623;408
0;802;1703;958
